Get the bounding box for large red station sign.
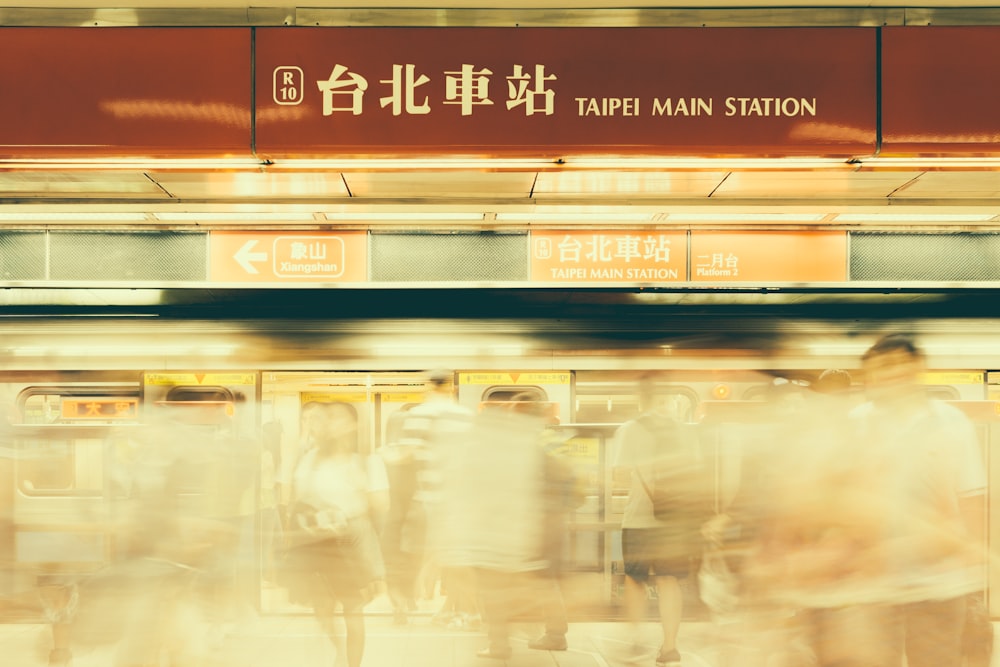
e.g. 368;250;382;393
882;27;1000;156
0;28;251;158
255;27;877;159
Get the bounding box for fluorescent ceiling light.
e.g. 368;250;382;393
0;212;149;221
559;157;851;169
0;157;263;169
835;213;997;222
861;157;1000;168
373;344;524;356
270;156;852;171
269;158;556;170
154;212;318;221
665;212;827;221
496;212;653;222
0;289;165;307
323;212;484;221
5;154;1000;172
44;344;238;358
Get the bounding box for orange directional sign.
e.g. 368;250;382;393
209;231;367;283
530;230;686;283
689;231;847;282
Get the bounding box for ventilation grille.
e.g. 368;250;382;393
371;233;527;282
49;232;206;281
850;233;1000;281
0;232;46;279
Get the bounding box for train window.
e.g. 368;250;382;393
482;386;547;403
14;386;140;495
742;380;959;403
926;385;961;401
16;438;106;494
164;385;235;402
383;403;418;447
17;385;141;425
575;386;698;424
154;385;237;425
741;378;811;402
479;386;559;423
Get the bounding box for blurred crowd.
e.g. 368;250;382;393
0;333;993;667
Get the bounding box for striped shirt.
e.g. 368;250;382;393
396;395;475;506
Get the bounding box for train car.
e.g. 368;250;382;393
0;314;997;635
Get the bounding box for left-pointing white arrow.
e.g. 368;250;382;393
234;239;268;274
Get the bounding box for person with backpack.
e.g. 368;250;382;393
612;376;707;667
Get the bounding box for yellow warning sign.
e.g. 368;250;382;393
459;372;571;385
301;392;369;404
144;372;257;386
921;372;985;385
382;393;425;404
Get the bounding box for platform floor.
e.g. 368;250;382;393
0;614;732;667
2;611;999;667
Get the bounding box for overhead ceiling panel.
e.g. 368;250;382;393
890;171;1000;199
0;171;167;197
711;170;919;199
533;171;727;197
343;171;536;198
149;171;350;200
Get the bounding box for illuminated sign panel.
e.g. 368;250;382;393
0;28;251;158
882;27;1000;156
209;231;368;283
255;27;877;158
61;398;139;421
689;231;847;282
530;230;687;283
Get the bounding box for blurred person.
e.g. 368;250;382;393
718;373;856;666
435;399;552;659
192;400;260;642
519;392;583;653
260;420;284;586
391;369;478;629
282;401;388;667
468;392;585;658
813;368;852;397
379;404;421;624
67;412;242;667
743;336;987;667
611;377;708;667
844;334;987;667
277;401;325;521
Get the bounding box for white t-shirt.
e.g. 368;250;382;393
293;449;389;519
767;398;987;608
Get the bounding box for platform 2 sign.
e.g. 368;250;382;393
209;231;367;283
689;231;847;282
530;230;687;283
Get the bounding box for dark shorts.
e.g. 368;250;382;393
621;526;700;582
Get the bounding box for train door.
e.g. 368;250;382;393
456;372;617;616
259;371;427;615
139;372;261;614
697;372;1000;620
2;382;141;623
